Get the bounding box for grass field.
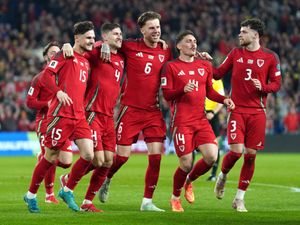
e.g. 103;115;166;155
0;153;299;225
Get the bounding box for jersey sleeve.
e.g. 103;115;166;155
213;49;234;79
40;52;65;93
261;53;281;93
26;77;49;110
161;62;184;101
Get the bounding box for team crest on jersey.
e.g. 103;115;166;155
158;54;165;62
179;145;185;152
257;59;264;67
198;68;205;76
49;60;58;69
52;140;58;146
230;133;237;140
120;61;124;68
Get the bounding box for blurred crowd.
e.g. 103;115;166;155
0;0;299;134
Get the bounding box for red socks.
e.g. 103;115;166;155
188;158;211;181
84;167;110;201
44;164;56;194
107;155;129;179
221;151;242;174
144;154;161;198
66;157;91;190
172;167;188;197
29;157;54;194
238;154;256;191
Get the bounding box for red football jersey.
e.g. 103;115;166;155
161;58;225;127
120;38;172;110
213;47;281;113
26;71;55;132
84;42;124;117
42;51;90;119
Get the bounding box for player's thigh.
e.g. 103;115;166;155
172;126;194;158
227;112;245;145
116;106;141;145
245;113;266;150
143;110;166;144
45;117;73;150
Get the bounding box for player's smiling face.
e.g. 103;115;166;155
77;30;95;52
141;18;161;44
239;26;257;47
106;27;123;50
177;34;197;57
45;46;60;63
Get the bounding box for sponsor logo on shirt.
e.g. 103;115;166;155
114;62;119;66
148;55;154;60
197;68;204;76
161;77;167;86
177;70;186;76
247;59;253;64
73;58;78;63
257;59;264;67
136;52;143;57
189;71;195;75
49;60;58;69
158;54;165;62
237;57;243;63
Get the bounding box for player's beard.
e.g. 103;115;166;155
80;43;93;52
240;39;251;47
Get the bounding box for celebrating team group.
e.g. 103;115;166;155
23;11;281;214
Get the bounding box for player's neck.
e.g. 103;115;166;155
110;46;117;54
179;54;194;62
73;45;85;55
143;38;158;48
245;41;260;52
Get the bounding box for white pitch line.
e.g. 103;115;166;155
227;180;300;192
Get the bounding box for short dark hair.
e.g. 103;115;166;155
241;18;265;37
175;30;196;52
101;23;121;34
42;41;60;57
137;11;161;28
73;21;94;35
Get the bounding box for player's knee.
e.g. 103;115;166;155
56;160;72;168
204;154;217;166
81;151;94;161
103;159;113;168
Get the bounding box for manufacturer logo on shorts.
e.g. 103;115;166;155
230;133;237;140
179;145;185;152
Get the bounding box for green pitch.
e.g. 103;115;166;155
0;153;299;225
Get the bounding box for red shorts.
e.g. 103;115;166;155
86;112;116;152
45;116;92;150
227;112;266;150
172;119;217;157
37;117;72;153
116;105;166;145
